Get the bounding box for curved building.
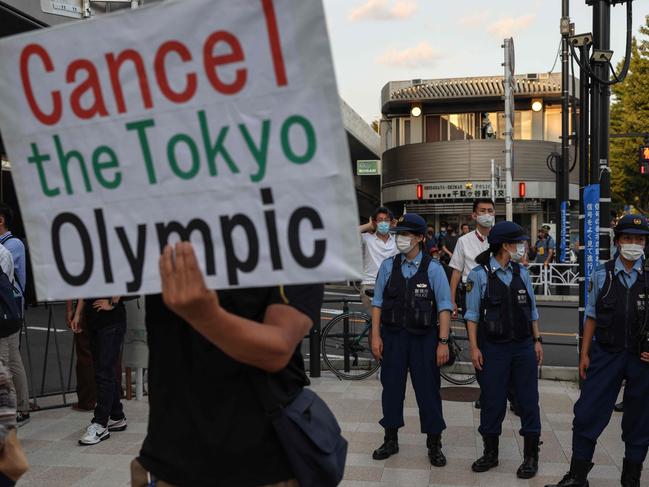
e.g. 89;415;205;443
379;73;578;233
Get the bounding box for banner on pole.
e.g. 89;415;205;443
584;184;600;307
0;0;362;300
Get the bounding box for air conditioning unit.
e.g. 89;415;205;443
526;73;539;80
411;79;423;86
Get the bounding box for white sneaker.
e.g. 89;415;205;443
107;417;127;432
79;423;109;445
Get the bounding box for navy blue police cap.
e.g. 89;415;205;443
391;213;428;235
487;221;530;245
614;214;649;236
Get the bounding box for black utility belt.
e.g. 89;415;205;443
382;324;437;334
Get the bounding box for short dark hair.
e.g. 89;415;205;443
0;203;13;229
473;198;495;213
461;223;470;229
372;207;393;220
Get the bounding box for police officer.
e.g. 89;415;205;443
546;214;649;487
465;221;543;479
370;213;452;466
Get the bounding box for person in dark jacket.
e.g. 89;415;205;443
465;221;544;479
545;214;649;487
370;214;452;467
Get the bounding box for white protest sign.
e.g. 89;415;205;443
0;0;362;300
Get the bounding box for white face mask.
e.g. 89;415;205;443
476;214;495;228
508;243;526;262
396;235;417;254
620;243;645;262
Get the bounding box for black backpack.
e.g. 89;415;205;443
0;267;22;338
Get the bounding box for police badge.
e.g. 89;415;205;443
466;280;474;293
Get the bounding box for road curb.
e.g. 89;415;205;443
539;365;579;382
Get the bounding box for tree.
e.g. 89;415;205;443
610;15;649;212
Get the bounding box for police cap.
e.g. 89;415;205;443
391;213;427;235
614;214;649;236
488;221;530;245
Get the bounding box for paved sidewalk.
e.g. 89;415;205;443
13;374;648;486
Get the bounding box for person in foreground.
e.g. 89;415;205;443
545;214;649;487
464;221;543;479
370;213;452;467
133;242;324;486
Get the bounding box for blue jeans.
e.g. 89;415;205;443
88;320;126;427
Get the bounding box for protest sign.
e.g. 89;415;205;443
0;0;362;300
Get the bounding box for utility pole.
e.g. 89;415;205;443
588;0;612;262
559;0;572;263
503;38;515;221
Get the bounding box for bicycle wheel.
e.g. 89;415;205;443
321;311;380;381
440;319;477;385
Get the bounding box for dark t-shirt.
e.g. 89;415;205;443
441;234;459;254
138;284;324;487
83;297;126;329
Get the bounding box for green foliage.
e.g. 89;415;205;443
610;16;649;212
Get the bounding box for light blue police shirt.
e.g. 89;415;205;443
372;251;453;313
585;256;644;320
464;256;539;323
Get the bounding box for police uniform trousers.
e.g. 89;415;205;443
572;342;649;464
379;327;446;434
478;337;541;437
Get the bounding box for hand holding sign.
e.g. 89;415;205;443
160;242;219;325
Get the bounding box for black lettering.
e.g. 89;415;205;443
116;224;147;293
288;207;325;268
219;214;259;285
155;219;216;276
261;188;282;270
94;208;113;283
51;212;93;286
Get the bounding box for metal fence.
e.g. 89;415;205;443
527;263;579;296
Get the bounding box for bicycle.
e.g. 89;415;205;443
439;317;477;385
320;309;379;381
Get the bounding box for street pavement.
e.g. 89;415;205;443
14;373;645;487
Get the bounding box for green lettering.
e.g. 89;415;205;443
280;115;316;165
92;146;121;189
125;119;157;184
54;135;92;194
240;120;270;183
167;134;200;180
28;143;60;197
198;110;239;176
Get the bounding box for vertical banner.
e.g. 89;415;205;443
0;0;362;300
584;184;600;306
559;201;568;263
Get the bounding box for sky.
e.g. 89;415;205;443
322;0;649;124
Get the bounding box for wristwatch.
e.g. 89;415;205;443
439;337;450;345
533;336;543;343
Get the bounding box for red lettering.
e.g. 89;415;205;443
261;0;288;87
66;59;109;120
105;49;153;114
19;44;62;126
203;31;247;95
154;41;197;104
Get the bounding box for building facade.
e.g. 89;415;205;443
379;73;578;235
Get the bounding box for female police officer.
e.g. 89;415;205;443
370;213;452;466
546;214;649;487
464;221;543;479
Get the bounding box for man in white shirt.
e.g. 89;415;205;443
449;199;495;317
358;207;398;310
0;245;13;284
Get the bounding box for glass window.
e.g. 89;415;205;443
544;107;561;142
426;116;441;143
403;120;411;145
